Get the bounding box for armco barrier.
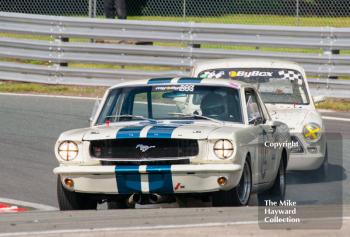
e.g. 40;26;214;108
0;12;349;97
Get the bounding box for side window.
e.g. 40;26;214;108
245;90;264;124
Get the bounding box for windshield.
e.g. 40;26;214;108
96;84;242;125
198;68;310;104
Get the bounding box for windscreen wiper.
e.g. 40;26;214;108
105;114;157;123
169;112;224;125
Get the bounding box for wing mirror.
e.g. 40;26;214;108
265;120;278;127
265;120;279;132
89;98;101;126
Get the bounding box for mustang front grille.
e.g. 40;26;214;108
90;138;199;160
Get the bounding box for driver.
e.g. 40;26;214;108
200;93;227;119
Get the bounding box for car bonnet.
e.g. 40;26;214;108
83;120;225;141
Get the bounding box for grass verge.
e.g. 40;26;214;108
315;99;350;112
0;81;106;97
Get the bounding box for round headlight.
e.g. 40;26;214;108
58;141;79;161
303;123;321;142
214;139;234;159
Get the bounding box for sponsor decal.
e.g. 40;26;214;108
199;70;225;79
230;71;273;78
229;71;238;77
278;70;303;85
174;182;185;190
154;84;194;92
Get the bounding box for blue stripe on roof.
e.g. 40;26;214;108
116;126;145;139
146;125;178;138
177;78;203;84
115;165;141;194
147;78;173;84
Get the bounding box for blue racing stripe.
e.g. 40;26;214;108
147;78;173;84
146;125;178;138
177;77;203;84
147;165;173;193
115;165;141;194
116;126;145;139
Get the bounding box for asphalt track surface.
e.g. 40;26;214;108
0;93;349;235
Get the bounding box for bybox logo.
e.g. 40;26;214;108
231;71;273;78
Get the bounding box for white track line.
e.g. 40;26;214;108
0;197;58;211
322;116;350;122
0;221;259;237
0;216;349;237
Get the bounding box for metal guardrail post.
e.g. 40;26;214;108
323;27;339;80
296;0;300;26
325;49;339;80
88;0;92;18
93;0;97;18
182;0;187;20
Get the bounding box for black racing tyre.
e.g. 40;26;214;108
212;159;252;207
258;156;286;206
57;176;97;211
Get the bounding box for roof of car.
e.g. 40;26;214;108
193;58;305;73
110;77;252;90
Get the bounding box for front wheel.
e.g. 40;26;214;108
212;159;252;207
258;157;286;206
57;176;97;211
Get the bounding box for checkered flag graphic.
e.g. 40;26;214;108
278;70;303;85
278;70;302;81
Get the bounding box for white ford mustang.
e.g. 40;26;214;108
53;77;290;210
192;59;327;175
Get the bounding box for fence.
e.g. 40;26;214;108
0;0;349;26
0;12;350;98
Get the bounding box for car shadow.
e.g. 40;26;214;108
286;163;346;185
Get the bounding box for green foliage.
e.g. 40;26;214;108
316;99;350;111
